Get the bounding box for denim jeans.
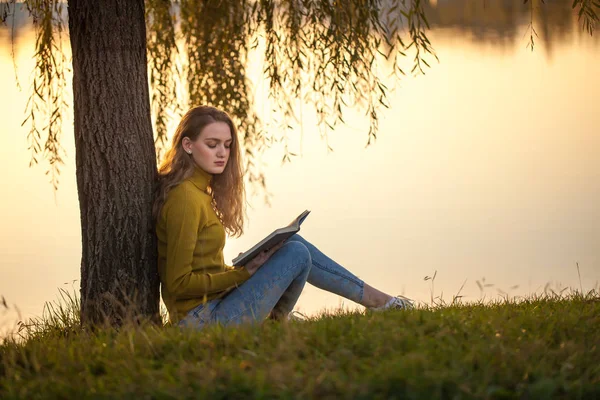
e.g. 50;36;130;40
178;234;365;329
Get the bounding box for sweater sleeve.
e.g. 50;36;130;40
162;186;251;300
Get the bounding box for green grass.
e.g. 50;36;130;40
1;291;599;399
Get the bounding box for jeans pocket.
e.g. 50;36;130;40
179;301;215;329
192;304;208;321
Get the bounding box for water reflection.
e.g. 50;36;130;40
1;0;597;48
0;1;599;333
424;0;598;57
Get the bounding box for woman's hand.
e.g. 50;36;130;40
244;241;285;276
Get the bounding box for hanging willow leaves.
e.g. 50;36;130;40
572;0;599;35
1;0;598;189
145;0;178;161
179;0;264;186
10;0;68;190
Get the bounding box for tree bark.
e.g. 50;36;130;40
67;0;159;326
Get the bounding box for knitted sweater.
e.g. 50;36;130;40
156;166;250;323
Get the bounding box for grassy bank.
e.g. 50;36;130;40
1;292;599;399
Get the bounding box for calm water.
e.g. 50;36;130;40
1;2;599;334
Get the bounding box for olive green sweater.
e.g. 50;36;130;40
156;166;251;324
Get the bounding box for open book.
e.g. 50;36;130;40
232;210;311;267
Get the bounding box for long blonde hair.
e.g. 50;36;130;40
153;106;245;237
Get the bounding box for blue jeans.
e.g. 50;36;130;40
178;234;365;329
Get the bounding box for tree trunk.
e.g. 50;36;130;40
67;0;159;326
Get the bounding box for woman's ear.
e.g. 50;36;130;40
181;137;192;154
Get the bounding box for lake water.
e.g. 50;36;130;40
1;1;599;335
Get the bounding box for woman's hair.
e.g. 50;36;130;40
153;105;245;237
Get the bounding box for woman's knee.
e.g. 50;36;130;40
281;241;311;270
287;233;306;244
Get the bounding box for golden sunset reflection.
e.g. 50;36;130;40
1;13;599;335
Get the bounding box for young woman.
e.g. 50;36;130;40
154;105;413;329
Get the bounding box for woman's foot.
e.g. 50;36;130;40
369;295;414;311
267;309;307;322
287;310;308;322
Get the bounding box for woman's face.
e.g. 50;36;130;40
184;122;232;175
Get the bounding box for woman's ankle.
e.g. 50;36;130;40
361;284;393;308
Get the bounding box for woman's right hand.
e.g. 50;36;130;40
244;241;285;276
